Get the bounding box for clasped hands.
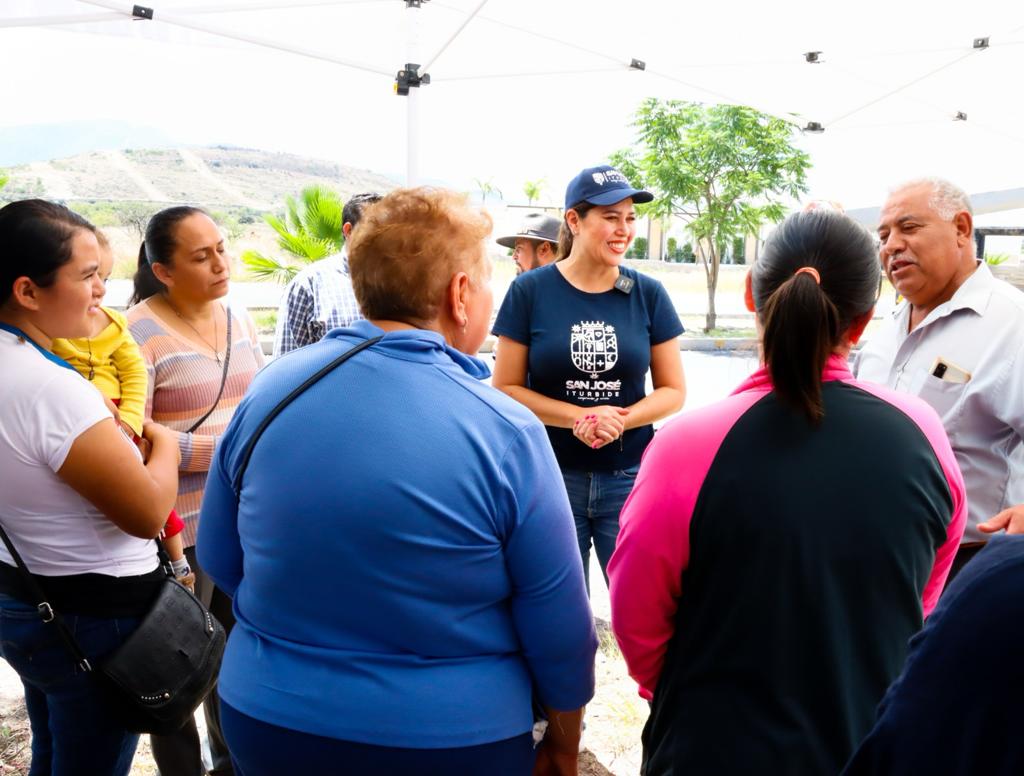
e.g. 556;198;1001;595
573;405;630;450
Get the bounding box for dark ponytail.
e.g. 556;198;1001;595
556;202;596;261
761;274;840;423
129;205;207;306
752;210;880;424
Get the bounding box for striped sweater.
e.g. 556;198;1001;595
127;298;264;547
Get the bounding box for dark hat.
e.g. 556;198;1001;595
564;164;654;210
496;212;561;248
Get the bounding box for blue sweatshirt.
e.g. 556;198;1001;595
197;320;597;748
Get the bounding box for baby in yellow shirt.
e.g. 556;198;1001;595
53;231;147;438
52;231;193;589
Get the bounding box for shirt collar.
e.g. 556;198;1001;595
733;352;852;396
317;247;350;275
328;319;492;380
0;323;78;372
893;260;993;330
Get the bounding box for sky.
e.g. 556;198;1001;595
2;0;1023;215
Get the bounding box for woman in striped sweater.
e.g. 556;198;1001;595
127;206;263;776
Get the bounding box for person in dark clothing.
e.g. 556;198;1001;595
609;210;967;776
843;533;1024;776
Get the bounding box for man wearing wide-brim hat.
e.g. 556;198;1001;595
497;212;560;275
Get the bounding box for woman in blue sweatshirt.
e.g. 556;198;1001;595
197;188;597;776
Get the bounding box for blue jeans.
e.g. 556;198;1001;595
0;594;141;776
561;465;640;594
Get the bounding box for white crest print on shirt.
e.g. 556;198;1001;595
567;321;622;401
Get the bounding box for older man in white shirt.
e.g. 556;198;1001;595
856;177;1024;579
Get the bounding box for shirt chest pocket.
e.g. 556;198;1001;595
910;368;969;420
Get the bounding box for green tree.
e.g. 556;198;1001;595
666;236;678;262
731;236;747;265
474;177;502;206
522;178;546;206
0;170;8;190
627;236;649;260
117;201;160;241
612;99;810;331
242;185;344;283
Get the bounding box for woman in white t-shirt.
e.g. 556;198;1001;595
0;199;180;776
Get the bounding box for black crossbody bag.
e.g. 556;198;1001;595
0;529;225;734
0;314;237;733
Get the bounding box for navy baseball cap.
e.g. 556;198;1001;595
564;165;654;210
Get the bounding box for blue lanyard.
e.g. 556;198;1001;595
0;322;77;372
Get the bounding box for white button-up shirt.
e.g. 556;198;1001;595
856;263;1024;541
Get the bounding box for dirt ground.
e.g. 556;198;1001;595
0;557;645;775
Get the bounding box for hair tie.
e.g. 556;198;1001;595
794;266;821;284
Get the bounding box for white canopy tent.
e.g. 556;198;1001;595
2;0;1024;213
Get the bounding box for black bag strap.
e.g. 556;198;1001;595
185;308;233;434
0;521;95;670
231;336;381;497
0;523;175;673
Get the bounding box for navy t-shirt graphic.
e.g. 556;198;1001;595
493;264;683;471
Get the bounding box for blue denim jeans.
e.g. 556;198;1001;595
0;594;141;776
561;465;640;595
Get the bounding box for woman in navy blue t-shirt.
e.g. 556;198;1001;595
493;165;685;592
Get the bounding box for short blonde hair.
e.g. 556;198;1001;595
348;187;492;323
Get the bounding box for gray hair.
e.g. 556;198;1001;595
891;177;972;221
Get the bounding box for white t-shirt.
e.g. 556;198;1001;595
0;329;158;576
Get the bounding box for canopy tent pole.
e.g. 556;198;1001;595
0;12;121;28
0;0;389;27
404;0;422;185
401;0;488;185
420;0;488;75
75;0;394;76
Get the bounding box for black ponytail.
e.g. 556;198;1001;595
129;205;208;306
130;242;166;306
760;274;840;423
752;211;880;424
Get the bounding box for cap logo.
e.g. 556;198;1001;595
591;169;628;188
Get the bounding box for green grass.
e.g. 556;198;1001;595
691;327;757;338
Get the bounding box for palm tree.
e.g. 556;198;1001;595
242;185;344;283
522;178;546;206
474;177;502;206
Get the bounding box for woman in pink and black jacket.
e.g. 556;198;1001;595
608;210;966;776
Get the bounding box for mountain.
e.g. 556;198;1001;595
0;145;397;210
0;121;178;167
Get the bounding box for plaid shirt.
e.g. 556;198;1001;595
273;248;364;356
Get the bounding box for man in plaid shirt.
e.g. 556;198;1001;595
273;192;382;355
